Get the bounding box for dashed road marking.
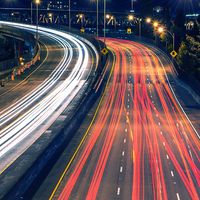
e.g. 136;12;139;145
176;193;180;200
122;151;125;156
124;139;126;143
163;142;165;146
166;155;169;159
120;166;123;173
117;187;121;195
171;171;174;177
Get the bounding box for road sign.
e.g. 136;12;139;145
80;27;85;33
101;48;108;55
127;28;132;34
170;50;177;58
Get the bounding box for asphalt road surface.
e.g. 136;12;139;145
0;22;98;175
50;38;200;200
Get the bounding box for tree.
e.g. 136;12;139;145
176;35;200;80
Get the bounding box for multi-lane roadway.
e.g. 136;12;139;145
0;22;98;175
50;38;199;200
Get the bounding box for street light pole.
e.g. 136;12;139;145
104;0;106;44
69;0;71;31
97;0;99;37
35;0;40;46
31;2;33;24
139;18;142;37
159;29;175;51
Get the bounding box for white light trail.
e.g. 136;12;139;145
0;21;99;159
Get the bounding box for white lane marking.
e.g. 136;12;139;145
124;139;126;143
125;129;128;132
166;155;169;159
160;131;163;135
171;171;174;177
122;151;125;156
120;166;123;173
127;105;130;109
117;187;121;195
189;150;193;159
155;51;200;140
158;122;161;126
176;193;180;200
163;142;165;146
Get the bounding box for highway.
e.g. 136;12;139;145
50;38;200;200
0;22;98;173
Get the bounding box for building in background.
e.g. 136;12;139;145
41;0;78;11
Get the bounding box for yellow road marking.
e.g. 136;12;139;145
49;49;116;200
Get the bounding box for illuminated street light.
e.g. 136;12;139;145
153;21;159;28
35;0;40;46
157;26;175;51
106;14;110;19
158;26;164;33
128;14;134;21
146;17;151;23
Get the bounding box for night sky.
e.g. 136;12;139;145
0;0;199;14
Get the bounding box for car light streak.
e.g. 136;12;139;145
55;38;199;200
0;22;98;163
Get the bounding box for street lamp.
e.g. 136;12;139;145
158;27;164;33
138;18;142;37
146;17;151;23
128;15;142;37
35;0;40;46
158;26;175;51
128;14;134;21
69;0;71;31
104;0;106;44
106;14;110;19
96;0;99;37
153;21;159;28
